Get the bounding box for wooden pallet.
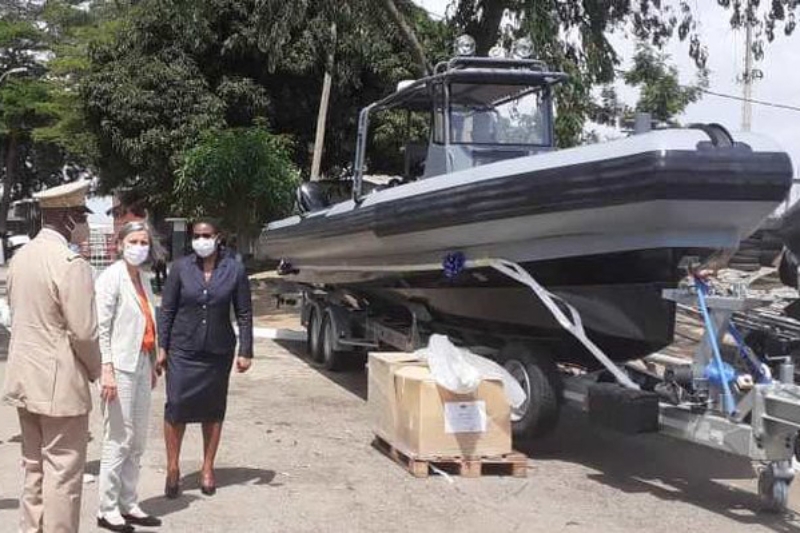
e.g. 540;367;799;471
373;436;528;478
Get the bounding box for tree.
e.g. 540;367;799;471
81;0;449;211
174;127;299;251
379;0;432;76
622;42;708;126
0;7;58;235
34;0;131;165
0;1;120;234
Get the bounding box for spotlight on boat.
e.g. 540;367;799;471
455;34;476;56
512;37;533;59
396;80;415;91
488;45;507;58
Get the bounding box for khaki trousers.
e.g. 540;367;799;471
17;409;89;533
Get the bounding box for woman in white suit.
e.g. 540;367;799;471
96;221;163;532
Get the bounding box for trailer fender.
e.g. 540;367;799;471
324;305;355;351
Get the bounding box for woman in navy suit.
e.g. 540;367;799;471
156;219;253;498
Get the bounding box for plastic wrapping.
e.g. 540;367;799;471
416;334;526;409
0;297;11;329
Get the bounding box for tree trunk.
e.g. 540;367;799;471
311;22;336;181
0;134;20;237
380;0;430;77
454;0;508;56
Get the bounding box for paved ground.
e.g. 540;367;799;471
2;333;800;532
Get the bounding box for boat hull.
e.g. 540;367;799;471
288;249;682;367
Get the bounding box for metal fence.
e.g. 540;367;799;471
88;225;115;272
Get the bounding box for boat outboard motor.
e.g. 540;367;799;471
296;182;330;214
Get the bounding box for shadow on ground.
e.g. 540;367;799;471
274;339;367;401
272;337;800;529
138;467;276;517
85;459;100;476
0;498;18;510
180;467;276;490
519;408;800;532
0;327;9;361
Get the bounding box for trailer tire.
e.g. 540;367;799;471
498;343;563;440
759;461;792;513
321;312;355;372
307;306;324;363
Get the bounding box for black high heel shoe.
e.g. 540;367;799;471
164;471;181;499
200;472;216;496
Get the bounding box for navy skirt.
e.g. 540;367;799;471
165;348;234;423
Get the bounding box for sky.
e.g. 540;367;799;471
413;0;800;201
87;195;112;227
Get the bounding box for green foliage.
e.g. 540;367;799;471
175;127;299;239
623;43;708;125
0;4;66;232
0;1;124;209
0;78;55;134
83;52;227;206
80;0;438;211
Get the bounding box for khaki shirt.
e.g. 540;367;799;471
3;228;102;416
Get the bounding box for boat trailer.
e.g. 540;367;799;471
481;259;800;512
561;285;800;513
294;258;800;511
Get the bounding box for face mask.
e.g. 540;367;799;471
192;237;217;258
66;216;90;245
123;244;150;266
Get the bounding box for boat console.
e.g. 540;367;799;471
350;53;567;200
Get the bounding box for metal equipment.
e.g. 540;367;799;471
564;283;800;513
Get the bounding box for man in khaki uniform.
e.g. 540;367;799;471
3;180;102;533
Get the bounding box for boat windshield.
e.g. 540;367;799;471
448;83;547;146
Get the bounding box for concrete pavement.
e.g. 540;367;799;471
1;336;799;532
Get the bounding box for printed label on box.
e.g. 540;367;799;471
444;401;487;434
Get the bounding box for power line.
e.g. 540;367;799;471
614;68;800;114
699;89;800;113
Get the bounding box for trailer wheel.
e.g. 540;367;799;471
498;343;563;440
759;461;793;513
307;307;324;363
321;312;363;372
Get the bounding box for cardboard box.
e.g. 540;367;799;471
367;352;427;445
393;366;512;458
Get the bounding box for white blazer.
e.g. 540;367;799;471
95;260;157;373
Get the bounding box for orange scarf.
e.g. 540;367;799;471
135;281;156;353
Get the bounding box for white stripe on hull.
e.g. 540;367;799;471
261;199;775;267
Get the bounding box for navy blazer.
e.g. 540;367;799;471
158;252;253;357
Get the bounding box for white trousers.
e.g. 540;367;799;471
98;354;152;515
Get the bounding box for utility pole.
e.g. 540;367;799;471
741;22;754;132
311;22;336;182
